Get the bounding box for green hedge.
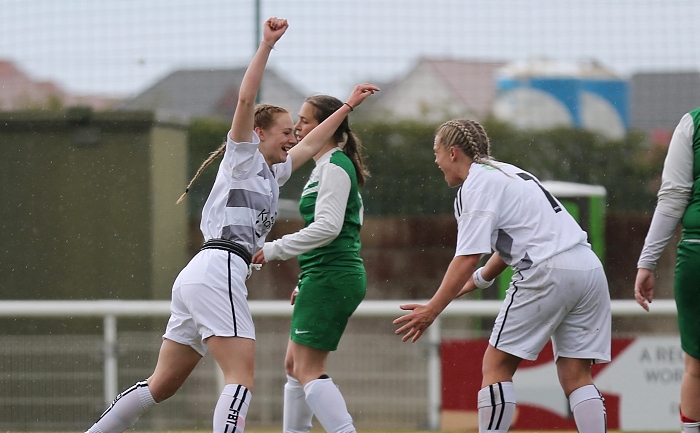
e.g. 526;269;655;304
187;117;664;217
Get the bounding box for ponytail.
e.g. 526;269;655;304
305;94;370;187
342;129;369;188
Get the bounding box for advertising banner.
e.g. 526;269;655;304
441;336;683;431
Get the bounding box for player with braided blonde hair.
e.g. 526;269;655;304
395;118;611;433
438;119;490;161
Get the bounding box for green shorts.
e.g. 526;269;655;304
675;240;700;359
290;269;366;351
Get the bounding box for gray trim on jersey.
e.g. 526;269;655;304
495;229;513;263
227;188;274;211
220;160;279;251
222;225;257;248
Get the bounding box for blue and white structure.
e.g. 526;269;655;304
493;59;629;140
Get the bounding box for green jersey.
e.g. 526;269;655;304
681;107;700;239
298;148;364;272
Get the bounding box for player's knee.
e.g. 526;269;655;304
685;354;700;378
147;376;180;402
285;358;296;376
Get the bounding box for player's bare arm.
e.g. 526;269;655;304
288;83;379;172
394;254;479;342
230;17;288;143
456;252;508;297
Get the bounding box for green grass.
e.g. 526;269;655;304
20;428;678;433
75;428;678;433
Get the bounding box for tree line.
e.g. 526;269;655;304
187;117;665;217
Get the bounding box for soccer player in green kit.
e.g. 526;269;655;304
636;107;700;433
252;89;378;433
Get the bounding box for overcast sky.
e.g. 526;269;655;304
2;0;699;98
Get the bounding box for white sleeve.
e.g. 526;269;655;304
637;211;680;270
656;113;694;217
263;164;350;261
454;181;495;257
455;211;494;257
636;113;694;270
224;130;260;178
272;154;293;187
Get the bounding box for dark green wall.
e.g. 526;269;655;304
0;110;189;302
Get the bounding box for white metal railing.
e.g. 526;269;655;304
0;299;677;430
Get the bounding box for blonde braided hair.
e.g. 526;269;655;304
176;141;226;204
436;119;491;164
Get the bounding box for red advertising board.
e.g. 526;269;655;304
440;338;636;430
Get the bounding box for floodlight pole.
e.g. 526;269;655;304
255;0;262;104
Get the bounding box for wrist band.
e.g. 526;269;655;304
262;40;276;50
343;102;354;111
472;267;494;289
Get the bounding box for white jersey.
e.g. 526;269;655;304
454;161;589;270
200;131;292;255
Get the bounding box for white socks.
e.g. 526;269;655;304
477;382;516;433
85;380;156;433
304;377;355;433
213;384;252;433
284;375;314;433
85;381;251;433
684;421;700;433
569;385;607;433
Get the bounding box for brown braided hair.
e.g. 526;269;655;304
304;94;369;187
176;104;290;204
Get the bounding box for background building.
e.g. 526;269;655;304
118;67;306;121
630;71;700;137
493;59;629;140
0;60;117;110
368;57;506;122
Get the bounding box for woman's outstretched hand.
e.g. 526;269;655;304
345;83;380;110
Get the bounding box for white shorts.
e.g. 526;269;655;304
163;249;255;356
490;243;611;363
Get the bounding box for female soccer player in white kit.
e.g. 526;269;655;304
84;17;378;433
394;119;611;433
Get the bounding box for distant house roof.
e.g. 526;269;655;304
118;67;307;121
429;58;508;115
369;57;506;122
0;60;65;110
630;71;700;133
0;60;118;111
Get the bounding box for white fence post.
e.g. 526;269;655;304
427;316;442;431
103;314;118;406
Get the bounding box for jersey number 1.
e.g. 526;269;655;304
516;173;562;213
